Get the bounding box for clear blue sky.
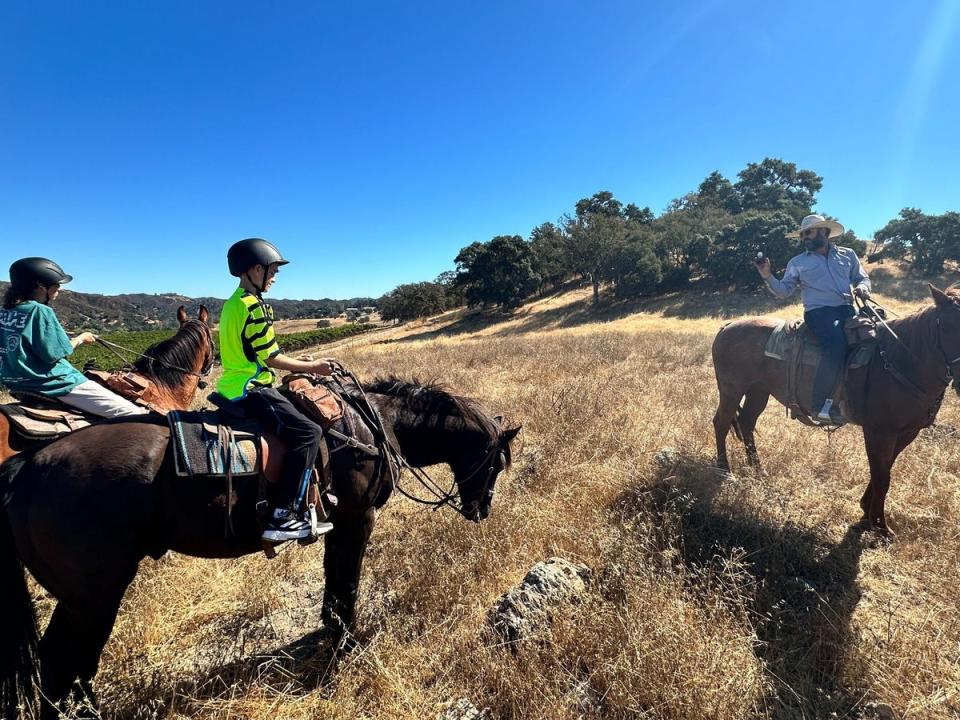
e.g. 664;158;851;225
1;1;958;299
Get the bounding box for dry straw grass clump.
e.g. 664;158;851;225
16;274;960;718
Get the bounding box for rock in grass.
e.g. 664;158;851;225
654;447;679;469
488;557;590;644
437;698;490;720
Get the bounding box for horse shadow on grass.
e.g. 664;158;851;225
110;618;364;719
615;451;875;719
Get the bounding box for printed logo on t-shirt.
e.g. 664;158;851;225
5;334;21;354
0;309;28;330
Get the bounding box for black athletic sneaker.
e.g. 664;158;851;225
262;507;331;543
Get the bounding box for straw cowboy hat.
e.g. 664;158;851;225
786;214;845;239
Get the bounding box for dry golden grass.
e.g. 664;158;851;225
12;261;960;719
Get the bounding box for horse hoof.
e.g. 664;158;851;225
864;526;896;547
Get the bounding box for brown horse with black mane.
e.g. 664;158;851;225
0;373;519;719
712;285;960;536
0;305;214;463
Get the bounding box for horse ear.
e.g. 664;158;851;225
177;305;188;324
501;425;521;444
930;284;951;308
198;305;209;324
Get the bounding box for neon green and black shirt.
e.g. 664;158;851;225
217;287;281;400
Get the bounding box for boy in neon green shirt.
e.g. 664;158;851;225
217;238;335;543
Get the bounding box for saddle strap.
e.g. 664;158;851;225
326;427;380;456
878;349;927;396
218;423;236;537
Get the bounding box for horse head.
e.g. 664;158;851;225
454;414;521;523
930;284;960;394
135;305;215;408
365;378;521;522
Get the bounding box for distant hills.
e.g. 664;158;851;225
0;282;377;332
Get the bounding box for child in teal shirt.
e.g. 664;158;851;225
1;257;147;417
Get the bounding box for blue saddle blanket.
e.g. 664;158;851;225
167;410;261;477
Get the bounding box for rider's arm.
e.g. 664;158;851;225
243;300;331;376
763;258;800;299
849;250;871;295
266;353;332;375
69;332;96;350
32;306;77;363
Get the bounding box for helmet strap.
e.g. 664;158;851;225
241;269;265;298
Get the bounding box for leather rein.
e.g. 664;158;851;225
329;366;503;520
94;320;216;387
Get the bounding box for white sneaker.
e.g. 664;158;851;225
816;399;834;421
262;507;314;543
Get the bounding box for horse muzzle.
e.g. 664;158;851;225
462;500;490;523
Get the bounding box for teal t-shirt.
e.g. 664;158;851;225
0;301;86;396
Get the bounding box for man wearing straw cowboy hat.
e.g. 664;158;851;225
755;214;872;425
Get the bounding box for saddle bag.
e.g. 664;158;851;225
85;368;154;403
844;315;877;346
280;373;344;429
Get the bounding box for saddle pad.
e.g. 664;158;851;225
167;410;261;477
0;402;92;438
763;319;819;366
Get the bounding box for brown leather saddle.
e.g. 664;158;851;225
0;368;159;441
764;315;878;426
0;391;96;439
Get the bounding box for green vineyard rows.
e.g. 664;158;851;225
69;323;375;372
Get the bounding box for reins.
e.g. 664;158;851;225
94;321;216;385
328;366;499;519
856;297;953;421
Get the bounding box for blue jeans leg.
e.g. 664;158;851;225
804;304;854;411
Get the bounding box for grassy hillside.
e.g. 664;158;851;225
19;261;960;718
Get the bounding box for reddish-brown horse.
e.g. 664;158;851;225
0;306;214;464
712;285;960;536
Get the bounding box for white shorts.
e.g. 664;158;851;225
59;379;150;418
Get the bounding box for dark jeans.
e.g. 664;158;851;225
236;387;322;511
804;304;855;411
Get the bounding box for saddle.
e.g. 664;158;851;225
0;368;160;442
198;375;397;552
0;391;95;439
764;312;879;426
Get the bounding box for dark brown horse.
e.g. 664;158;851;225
0;377;519;719
0;305;215;465
712;285;960;536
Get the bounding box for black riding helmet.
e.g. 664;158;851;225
9;257;73;293
227;238;290;277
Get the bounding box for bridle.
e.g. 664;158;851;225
392;439;505;520
326;365;507;520
935;315;960;391
95;319;216;387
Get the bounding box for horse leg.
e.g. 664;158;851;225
38;566;136;719
321;508;376;645
738;387;770;471
860;428;919;535
713;387;743;471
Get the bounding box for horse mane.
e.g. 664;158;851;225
134;321;210;390
364;376;502;444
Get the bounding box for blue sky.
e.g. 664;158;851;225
1;1;958;299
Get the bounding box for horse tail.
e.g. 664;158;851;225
730;400;745;442
0;453;40;719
